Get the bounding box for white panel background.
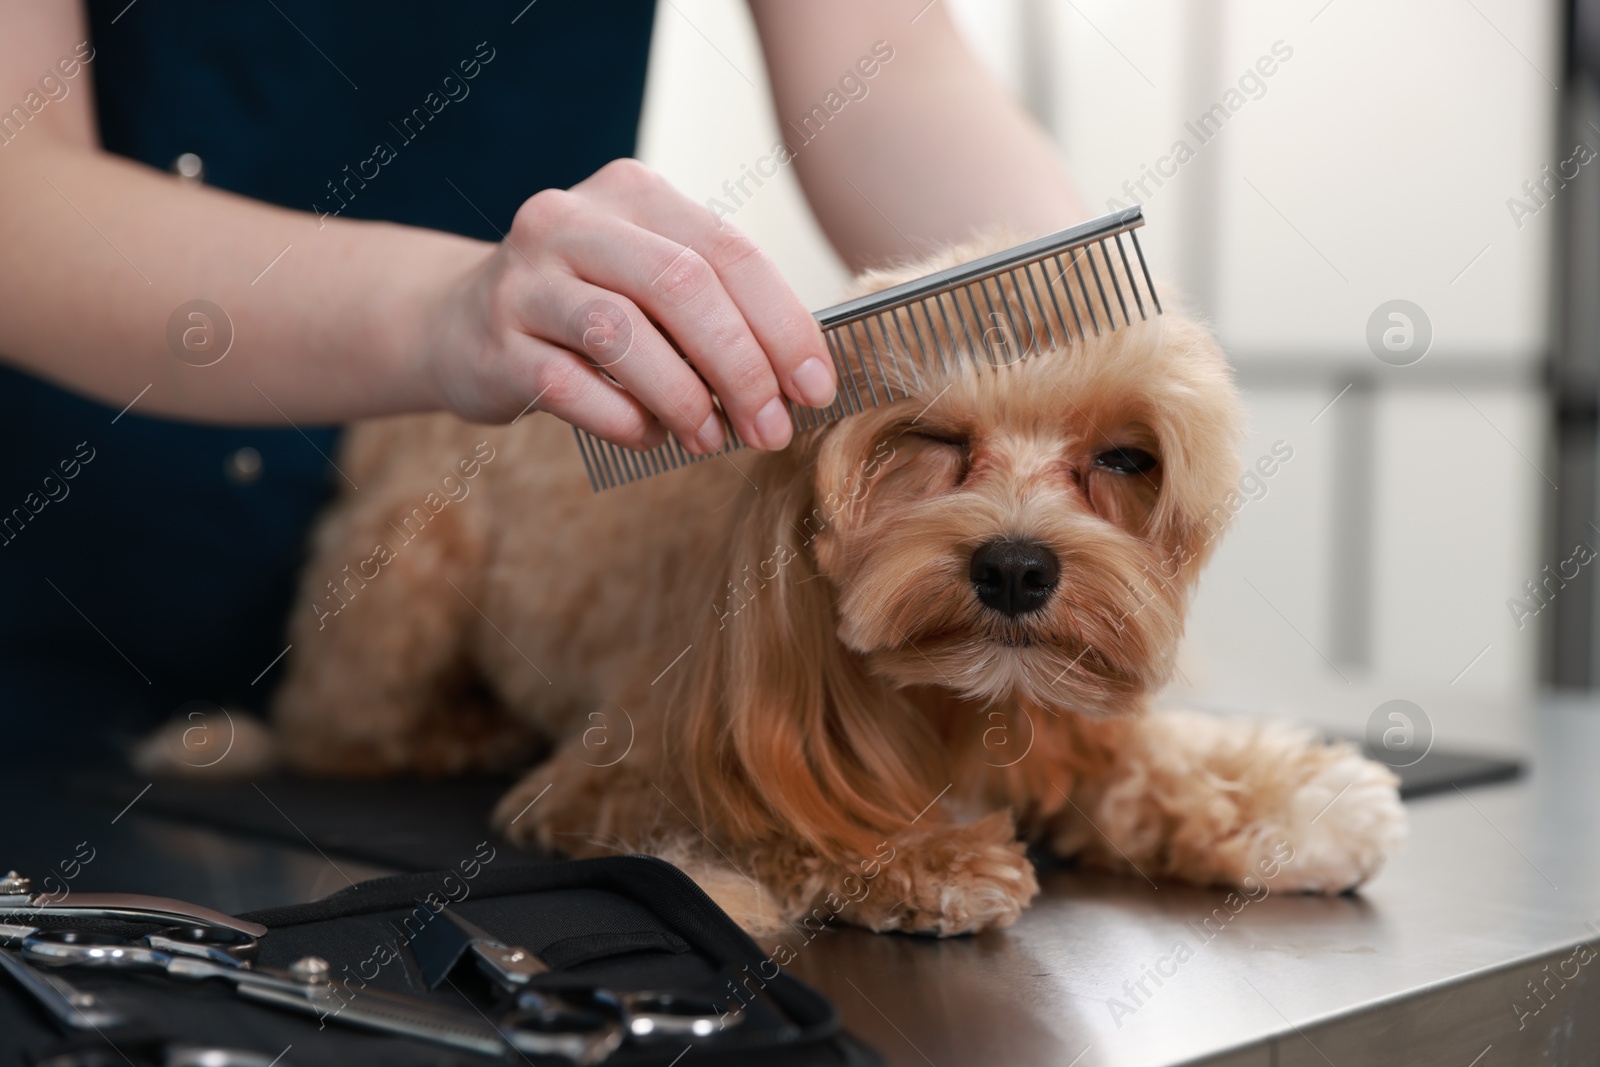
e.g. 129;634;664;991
635;0;1558;706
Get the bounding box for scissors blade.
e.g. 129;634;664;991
0;948;124;1031
0;893;267;938
0;922;37;947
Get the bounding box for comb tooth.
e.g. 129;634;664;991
604;438;630;489
1084;244;1116;330
894;301;929;379
1050;252;1086;342
870;315;908;398
888;310;921;388
1065;251;1100;336
1000;273;1033;360
592;438;620;489
826;329;867;413
572;427;602;492
791;396;816;431
847;326;883;408
869;313;907;398
1097;239;1130;327
1019;262;1061;351
1113;233;1147;320
945;287;978;366
1036;258;1073;345
831;336;861;416
932;291;969;375
657;436;680;471
628;441;651;483
979;278;1017;369
909;298;948;377
630;440;654;481
1004;268;1041;359
825;326;864;412
643;440;666;477
1129;229;1162;314
584;433;612;491
615;441;642;485
975;278;1005;368
675;434;696;468
669;436;693;469
955;283;988;370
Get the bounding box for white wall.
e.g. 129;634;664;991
636;0;1558;705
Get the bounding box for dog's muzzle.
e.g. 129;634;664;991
969;539;1060;618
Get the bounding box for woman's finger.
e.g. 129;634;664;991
583;160;836;413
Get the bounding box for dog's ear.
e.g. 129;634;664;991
1124;316;1244;586
670;441;946;861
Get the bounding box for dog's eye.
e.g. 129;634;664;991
908;430;968;449
1094;447;1157;475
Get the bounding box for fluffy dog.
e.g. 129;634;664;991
259;239;1405;934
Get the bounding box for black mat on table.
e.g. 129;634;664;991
67;771;539;872
63;738;1523;873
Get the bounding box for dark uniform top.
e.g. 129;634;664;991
0;0;657;761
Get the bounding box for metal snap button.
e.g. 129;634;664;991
225;446;262;485
173;152;205;182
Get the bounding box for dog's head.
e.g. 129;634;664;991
682;238;1241;850
790;245;1242;721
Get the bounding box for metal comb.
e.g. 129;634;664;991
573;204;1160;491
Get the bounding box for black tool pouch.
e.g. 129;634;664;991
0;856;881;1067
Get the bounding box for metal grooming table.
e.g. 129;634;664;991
10;688;1596;1066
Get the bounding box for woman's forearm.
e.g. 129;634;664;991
750;0;1090;272
0;140;484;425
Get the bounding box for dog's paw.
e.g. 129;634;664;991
490;771;558;851
1262;747;1407;894
130;708;278;779
846;815;1040;935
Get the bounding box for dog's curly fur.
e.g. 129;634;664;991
245;239;1405;935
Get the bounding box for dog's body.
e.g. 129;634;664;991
268;242;1405;934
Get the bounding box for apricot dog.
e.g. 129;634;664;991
263;240;1405;934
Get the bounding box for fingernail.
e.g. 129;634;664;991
696;412;727;453
755;396;793;450
791;357;836;408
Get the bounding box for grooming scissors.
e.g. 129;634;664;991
411;906;738;1055
0;871;268;938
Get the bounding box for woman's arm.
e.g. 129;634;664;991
0;2;832;451
748;0;1089;272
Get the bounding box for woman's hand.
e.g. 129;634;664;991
423;158;837;453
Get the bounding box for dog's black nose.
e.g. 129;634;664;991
969;539;1060;617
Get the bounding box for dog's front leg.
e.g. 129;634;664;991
1042;709;1406;894
793;812;1040;936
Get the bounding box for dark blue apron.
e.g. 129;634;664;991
0;0;656;761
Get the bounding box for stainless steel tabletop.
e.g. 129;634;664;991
12;689;1599;1066
786;690;1600;1066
